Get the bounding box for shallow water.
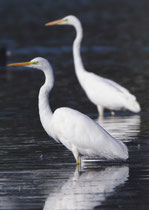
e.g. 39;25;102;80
0;0;149;209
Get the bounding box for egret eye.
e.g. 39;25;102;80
32;61;39;65
64;18;68;22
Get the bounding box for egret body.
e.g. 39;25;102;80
8;57;128;164
45;15;141;116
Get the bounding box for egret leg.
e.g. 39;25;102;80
71;145;80;165
97;106;104;117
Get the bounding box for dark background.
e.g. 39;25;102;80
0;0;149;209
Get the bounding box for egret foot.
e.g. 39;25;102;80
76;157;81;166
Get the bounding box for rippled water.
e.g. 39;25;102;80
0;0;149;209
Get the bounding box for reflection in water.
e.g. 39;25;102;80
0;168;74;210
43;166;129;210
96;115;141;142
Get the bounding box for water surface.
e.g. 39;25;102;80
0;0;149;209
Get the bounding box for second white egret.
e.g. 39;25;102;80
45;15;141;116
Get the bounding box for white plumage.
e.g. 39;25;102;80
52;107;128;160
8;57;128;164
45;15;141;116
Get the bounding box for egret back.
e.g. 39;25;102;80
52;107;128;160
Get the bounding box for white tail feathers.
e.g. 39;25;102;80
110;139;128;160
118;141;128;160
125;99;141;113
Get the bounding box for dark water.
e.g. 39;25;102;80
0;0;149;209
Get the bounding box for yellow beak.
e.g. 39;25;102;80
45;18;64;26
8;61;34;67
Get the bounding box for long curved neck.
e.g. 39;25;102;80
38;69;54;137
73;20;85;75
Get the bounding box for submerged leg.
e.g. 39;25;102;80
97;105;104;117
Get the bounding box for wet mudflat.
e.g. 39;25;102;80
0;0;149;209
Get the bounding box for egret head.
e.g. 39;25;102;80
45;15;80;27
8;57;52;71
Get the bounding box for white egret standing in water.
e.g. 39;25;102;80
8;57;128;164
45;15;141;116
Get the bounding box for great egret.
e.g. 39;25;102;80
8;57;128;164
45;15;141;116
